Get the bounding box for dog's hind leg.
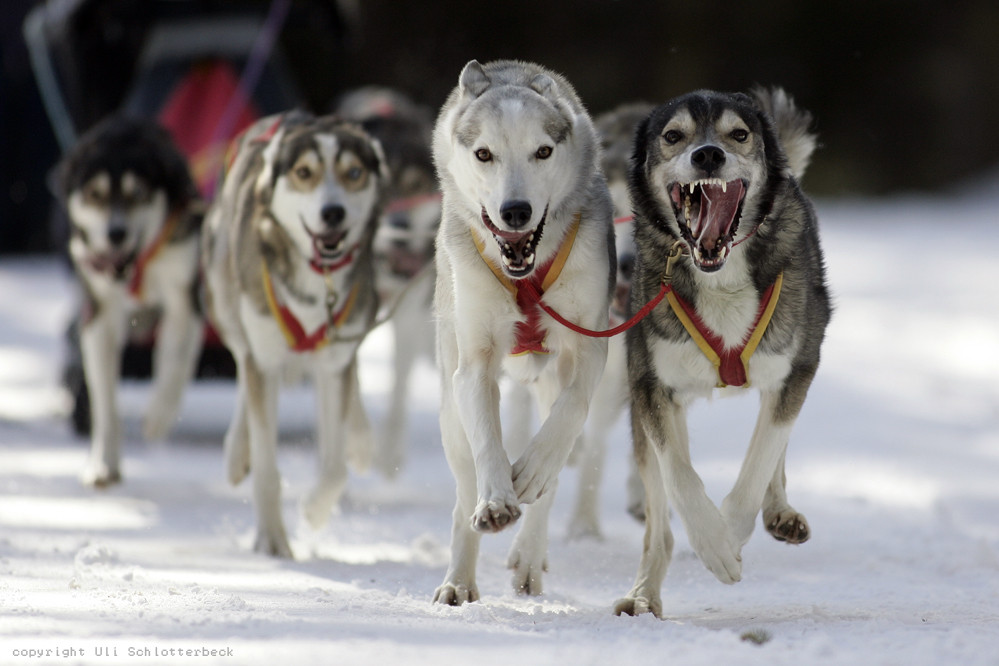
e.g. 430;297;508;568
79;296;125;487
143;287;202;441
507;481;556;595
614;408;673;618
303;359;353;530
243;354;291;557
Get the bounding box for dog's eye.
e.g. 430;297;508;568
663;130;683;145
295;165;313;180
474;148;492;162
536;145;553;160
345;166;364;181
730;129;750;143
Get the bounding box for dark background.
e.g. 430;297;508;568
3;0;997;253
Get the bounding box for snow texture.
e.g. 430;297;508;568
1;190;998;665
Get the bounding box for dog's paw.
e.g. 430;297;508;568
511;453;560;504
764;508;810;544
224;439;250;487
506;548;548;596
471;497;521;533
81;463;122;488
253;530;293;559
302;484;344;531
433;582;479;606
689;517;743;584
613;594;662;618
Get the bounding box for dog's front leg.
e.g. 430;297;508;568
243;353;290;557
434;324;489;605
143;288;202;441
303;354;355;529
512;336;606;504
79;295;126;486
453;349;521;532
646;387;742;584
614;407;674;617
722;381;813;546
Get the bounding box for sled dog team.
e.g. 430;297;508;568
61;59;829;617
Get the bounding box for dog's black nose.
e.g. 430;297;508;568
107;226;127;246
500;200;532;228
321;204;346;227
691;144;726;175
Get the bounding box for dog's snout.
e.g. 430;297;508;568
691;145;726;175
321;204;346;227
499;200;532;228
107;219;127;246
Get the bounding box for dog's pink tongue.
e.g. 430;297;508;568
693;181;744;250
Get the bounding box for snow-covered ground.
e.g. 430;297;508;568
1;189;997;665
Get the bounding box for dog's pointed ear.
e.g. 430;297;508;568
529;73;556;97
254;125;286;205
459;60;491;97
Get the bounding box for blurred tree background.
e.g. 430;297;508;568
2;0;997;253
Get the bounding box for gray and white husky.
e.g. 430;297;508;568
432;60;614;604
615;88;829;617
202;111;388;558
59;115;203;487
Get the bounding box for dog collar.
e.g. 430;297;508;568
666;272;783;387
127;210;181;298
472;213;580;356
261;259;359;352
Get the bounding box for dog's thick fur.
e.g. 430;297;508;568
59;115;202;487
615;89;830;617
202;111;387;557
432;60;614;604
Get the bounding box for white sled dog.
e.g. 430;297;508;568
59;115;203;487
615;88;828;617
432;59;615;604
202;111;388;557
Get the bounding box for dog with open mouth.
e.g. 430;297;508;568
202;111;388;558
615;88;830;617
58;114;203;487
432;59;615;605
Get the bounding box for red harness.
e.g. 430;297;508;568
473;214;580;356
665;275;783;387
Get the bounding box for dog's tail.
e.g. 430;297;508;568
751;86;817;182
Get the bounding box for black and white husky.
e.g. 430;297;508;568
615;89;829;617
432;60;615;604
59;115;202;487
202;111;388;558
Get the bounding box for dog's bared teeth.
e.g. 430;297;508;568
525;252;535;267
721;180;727;193
689;182;696;194
684;196;692;225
